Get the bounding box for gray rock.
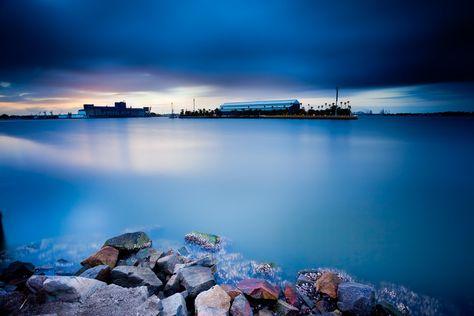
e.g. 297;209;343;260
136;295;163;316
156;253;181;275
79;265;111;282
26;275;107;302
195;285;231;316
161;292;188;316
337;282;375;316
275;299;299;316
231;294;253;316
1;261;35;285
164;274;181;296
257;308;275;316
186;255;216;268
178;265;215;298
111;266;163;293
136;248;163;269
79;284;151;315
103;231;152;253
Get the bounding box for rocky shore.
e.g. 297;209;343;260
0;231;404;315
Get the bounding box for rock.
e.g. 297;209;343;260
237;278;279;300
79;264;111;282
79;284;153;315
185;231;221;251
136;248;162;269
111;266;163;293
283;283;299;307
221;284;242;300
26;275;107;302
156;253;181;275
315;271;341;299
253;262;277;275
117;253;139;266
336;282;375;316
177;246;189;256
186;255;217;268
231;293;253;316
103;231;152;253
178;265;215;297
256;307;274;316
136;295;163;316
161;292;188;316
164;274;182;296
81;246;119;268
0;290;26;314
315;298;337;313
372;301;404;316
1;261;35;286
195;285;231;315
275;299;298;316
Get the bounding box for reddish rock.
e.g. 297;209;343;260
221;284;242;300
283;283;299;307
237;278;279;300
81;246;119;268
315;271;341;299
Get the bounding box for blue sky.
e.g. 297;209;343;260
0;0;473;114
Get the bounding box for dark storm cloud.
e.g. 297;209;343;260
1;0;473;90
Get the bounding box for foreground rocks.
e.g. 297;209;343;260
0;231;405;316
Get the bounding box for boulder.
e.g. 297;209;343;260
81;246;119;268
315;298;337;313
135;295;163;316
0;290;27;314
230;293;253;316
156;253;181;275
372;301;404;316
256;308;274;316
315;271;341;299
184;231;221;251
136;248;163;269
161;292;188;316
0;261;35;286
111;266;163;293
80;284;155;315
178;265;215;297
253;262;277;275
221;284;242;300
283;283;299;307
79;264;111;282
26;275;107;302
237;278;279;300
195;285;231;315
186;255;217;268
164;274;182;296
103;231;152;253
337;282;375;316
275;299;299;316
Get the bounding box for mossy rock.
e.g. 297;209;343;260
103;232;152;253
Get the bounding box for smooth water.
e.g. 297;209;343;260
1;116;473;312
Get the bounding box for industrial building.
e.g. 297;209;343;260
220;99;301;114
83;102;151;118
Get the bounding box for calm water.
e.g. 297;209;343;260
1;116;473;312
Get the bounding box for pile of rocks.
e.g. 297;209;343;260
0;231;404;315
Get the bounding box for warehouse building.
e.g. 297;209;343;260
220;99;301;114
83;102;151;118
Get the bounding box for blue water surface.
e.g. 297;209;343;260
0;116;473;314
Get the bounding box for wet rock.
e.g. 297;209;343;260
237;278;279;300
161;292;188;316
103;231;152;253
185;231;221;251
135;295;163;316
195;285;231;315
315;271;341;299
283;283;299;307
81;246;119;268
79;264;111;282
315;298;337;313
336;282;375;316
186;255;217;268
221;284;242;300
372;301;404;316
253;262;277;275
275;299;298;316
156;253;181;275
26;275;107;302
111;266;163;293
136;248;162;269
1;261;35;286
231;293;253;316
177;246;189;256
178;265;215;298
164;274;182;296
256;307;274;316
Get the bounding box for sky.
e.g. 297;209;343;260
0;0;473;114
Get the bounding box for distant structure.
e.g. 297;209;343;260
83;101;151;118
58;109;86;119
220;99;301;113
